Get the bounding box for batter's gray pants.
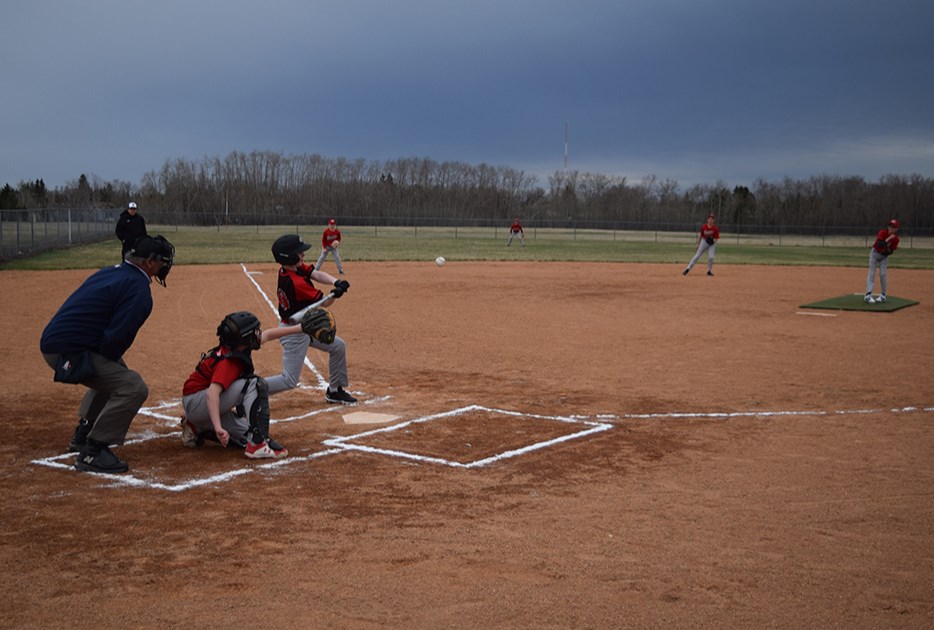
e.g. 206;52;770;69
314;246;343;273
866;250;890;295
266;327;348;394
686;241;715;273
43;352;148;446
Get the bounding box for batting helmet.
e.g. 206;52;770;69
889;219;900;229
272;234;312;265
217;311;262;350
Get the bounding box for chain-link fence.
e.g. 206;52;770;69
3;208;932;262
0;208;113;260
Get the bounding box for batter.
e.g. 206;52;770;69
268;234;356;404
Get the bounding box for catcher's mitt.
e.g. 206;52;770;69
301;307;336;345
705;236;715;245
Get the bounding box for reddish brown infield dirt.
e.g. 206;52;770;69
2;261;933;628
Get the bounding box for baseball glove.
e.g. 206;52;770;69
301;307;336;345
705;236;715;245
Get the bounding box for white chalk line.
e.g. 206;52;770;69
796;311;837;317
240;262;328;389
323;404;614;469
30;398;934;489
617;406;934;420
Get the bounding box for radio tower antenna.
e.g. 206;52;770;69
564;122;569;173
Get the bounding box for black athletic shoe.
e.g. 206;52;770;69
69;418;93;453
707;271;714;276
325;387;358;405
74;442;129;474
682;268;689;275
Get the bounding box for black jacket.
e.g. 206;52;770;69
115;211;147;252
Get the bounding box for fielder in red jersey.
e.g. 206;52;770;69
865;219;900;303
314;218;344;274
682;214;720;276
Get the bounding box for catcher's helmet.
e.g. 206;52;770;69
129;234;175;287
272;234;312;265
217;311;262;350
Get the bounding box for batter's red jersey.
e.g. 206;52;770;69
182;346;248;396
700;224;719;241
322;227;341;248
277;263;325;322
873;229;899;254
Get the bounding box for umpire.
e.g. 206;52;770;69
40;235;175;474
115;201;147;259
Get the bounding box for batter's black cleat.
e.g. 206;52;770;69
325;387;358;405
682;268;689;275
74;440;129;474
707;271;714;276
69;418;93;452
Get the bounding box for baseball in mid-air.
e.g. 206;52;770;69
435;256;446;267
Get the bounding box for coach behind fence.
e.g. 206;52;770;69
39;235;175;474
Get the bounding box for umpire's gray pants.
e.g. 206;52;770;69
266;327;348;394
314;246;343;273
43;352;148;446
866;250;890;295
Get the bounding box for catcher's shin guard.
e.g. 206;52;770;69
245;376;272;443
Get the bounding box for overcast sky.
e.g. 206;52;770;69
3;0;933;190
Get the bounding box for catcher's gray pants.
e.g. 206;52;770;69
506;232;524;246
266;327;348;394
314;246;343;273
182;377;264;444
686;241;715;273
866;250;890;295
43;352;148;446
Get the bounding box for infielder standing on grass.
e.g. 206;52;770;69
506;217;525;246
865;218;900;303
268;234;357;405
314;218;344;274
39;235;175;474
682;214;720;276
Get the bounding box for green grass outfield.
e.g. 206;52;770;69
4;224;934;270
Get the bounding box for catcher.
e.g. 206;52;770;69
266;234;357;405
180;311;306;459
682;214;720;276
864;219;900;304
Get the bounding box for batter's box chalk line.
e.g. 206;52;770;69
29;403;614;491
323;404;615;469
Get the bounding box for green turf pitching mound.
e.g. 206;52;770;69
800;294;919;312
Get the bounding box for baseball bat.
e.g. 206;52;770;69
288;292;336;324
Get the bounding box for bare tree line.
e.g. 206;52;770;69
5;151;933;233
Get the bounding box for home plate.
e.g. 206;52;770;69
342;411;401;425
